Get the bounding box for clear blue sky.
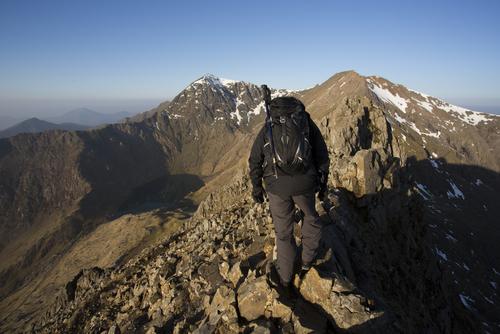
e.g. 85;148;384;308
0;0;499;116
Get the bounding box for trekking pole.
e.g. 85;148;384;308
261;85;278;178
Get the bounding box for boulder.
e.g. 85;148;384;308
266;289;293;322
237;276;271;321
298;267;333;303
227;261;243;288
352;149;383;196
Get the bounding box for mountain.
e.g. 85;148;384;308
0;117;89;138
0;71;499;333
47;108;135;126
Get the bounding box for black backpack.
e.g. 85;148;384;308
265;97;312;175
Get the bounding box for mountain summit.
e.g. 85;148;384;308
0;71;498;333
162;74;293;128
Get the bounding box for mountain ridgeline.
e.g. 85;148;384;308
0;118;89;138
0;109;136;138
0;71;499;333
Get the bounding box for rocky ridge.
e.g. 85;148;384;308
34;98;476;333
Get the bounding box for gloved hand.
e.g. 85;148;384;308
317;169;328;201
252;187;265;204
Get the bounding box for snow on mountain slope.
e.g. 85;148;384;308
366;77;500;132
162;74;296;127
365;76;500;171
357;75;500;330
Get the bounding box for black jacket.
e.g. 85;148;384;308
248;113;329;198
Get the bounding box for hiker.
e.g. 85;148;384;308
248;94;329;291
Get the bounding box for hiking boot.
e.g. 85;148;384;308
299;262;312;279
279;281;298;303
267;261;287;289
266;262;298;305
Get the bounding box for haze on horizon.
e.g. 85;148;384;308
1;0;499;119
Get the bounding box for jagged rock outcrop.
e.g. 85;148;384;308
315;96;400;197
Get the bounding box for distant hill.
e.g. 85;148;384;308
0;115;21;131
0;117;88;138
47;108;134;126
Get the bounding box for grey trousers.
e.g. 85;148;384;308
268;191;322;283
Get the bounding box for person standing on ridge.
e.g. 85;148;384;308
248;88;329;293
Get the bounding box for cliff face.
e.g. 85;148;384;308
302;72;500;330
33;99;475;333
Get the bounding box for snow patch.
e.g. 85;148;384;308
393;113;407;124
483;295;494;304
271;88;296;98
416;99;434;112
248;100;265;117
392;113;440;138
445;233;458;242
191;74;238;90
425;129;441;138
446;180;465;200
230;98;244;125
433;99;495;125
409;88;431;99
368;81;409;113
219;77;238;87
459;294;475;311
416;183;432;200
169;113;183;119
408;87;497;125
435;248;448;261
429;159;439;169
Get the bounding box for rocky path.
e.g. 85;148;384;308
34;171;473;333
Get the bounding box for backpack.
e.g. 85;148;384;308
265;97;312;175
